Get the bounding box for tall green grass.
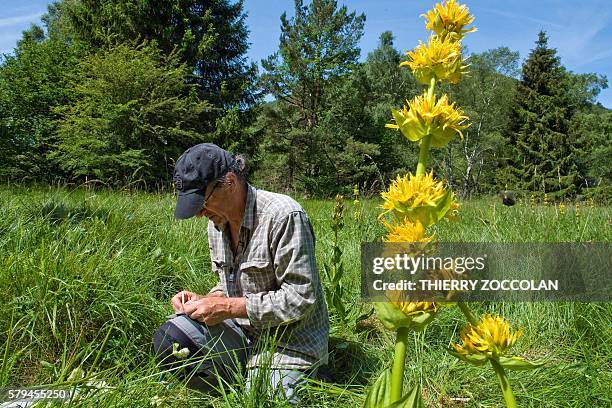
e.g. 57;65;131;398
0;186;610;407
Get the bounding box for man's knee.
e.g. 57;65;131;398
152;315;248;386
153;317;206;373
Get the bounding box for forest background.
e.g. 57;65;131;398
0;0;610;201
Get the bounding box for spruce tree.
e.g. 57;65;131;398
503;31;582;199
57;0;258;146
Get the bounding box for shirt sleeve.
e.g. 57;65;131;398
208;282;224;295
244;211;318;328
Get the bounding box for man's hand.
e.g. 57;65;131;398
182;297;247;326
206;291;226;298
171;290;227;313
171;290;200;313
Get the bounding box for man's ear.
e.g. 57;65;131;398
225;173;237;190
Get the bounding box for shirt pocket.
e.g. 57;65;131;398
239;259;277;294
211;258;233;296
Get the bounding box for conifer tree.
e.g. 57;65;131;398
257;0;365;192
58;0;258;145
502;31;582;198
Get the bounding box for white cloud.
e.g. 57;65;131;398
0;12;44;29
581;48;612;65
550;9;610;66
479;7;564;29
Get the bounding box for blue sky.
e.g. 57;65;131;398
1;0;611;107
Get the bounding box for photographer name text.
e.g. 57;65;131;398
372;279;559;292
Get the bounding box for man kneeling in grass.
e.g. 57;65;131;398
153;143;329;404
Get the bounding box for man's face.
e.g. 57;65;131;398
195;181;228;226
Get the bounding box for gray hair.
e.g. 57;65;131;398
219;154;248;184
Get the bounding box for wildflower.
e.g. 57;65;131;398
422;0;476;40
171;342;190;359
332;194;344;231
382;218;434;261
380;171;458;227
449;314;545;406
588;197;595;208
150;396;164;407
374;290;439;331
424;267;467;301
401;36;467;84
452;315;523;359
383;219;433;243
558;202;566;215
386;92;469;147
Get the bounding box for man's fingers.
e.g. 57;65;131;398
182;300;200;315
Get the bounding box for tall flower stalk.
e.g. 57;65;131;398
367;1;475;406
366;3;545;407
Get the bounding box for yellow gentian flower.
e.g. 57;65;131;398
401;35;467;84
422;0;476;40
380;171;457;227
386;92;469;147
383;219;433;243
452;315;523;358
375;290;439;331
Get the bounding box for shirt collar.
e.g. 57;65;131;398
242;182;257;231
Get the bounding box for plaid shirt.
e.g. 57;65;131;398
207;183;329;369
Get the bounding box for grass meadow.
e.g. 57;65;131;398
0;185;610;407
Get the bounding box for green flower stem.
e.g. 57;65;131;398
416;77;437;177
415;135;432;177
457;302;479;326
490;358;518;408
427;76;436;102
390;326;410;402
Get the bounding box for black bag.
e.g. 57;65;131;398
153;314;249;391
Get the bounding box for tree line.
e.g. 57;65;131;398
0;0;609;200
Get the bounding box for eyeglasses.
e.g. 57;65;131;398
202;182;220;207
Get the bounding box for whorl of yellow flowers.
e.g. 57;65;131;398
383;219;433;243
381;171;458;227
386;92;469;147
453;315;524;358
389;292;438;317
422;0;476;40
402;35;467;84
374;290;439;331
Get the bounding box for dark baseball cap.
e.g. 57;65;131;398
173;143;235;219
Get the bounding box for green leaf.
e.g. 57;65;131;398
332;293;346;318
397;188;454;228
40;360;54;369
363;369;392;408
322;263;333;281
332;263;344;285
447;349;489;366
498;356;546;371
373;302;436;331
355;306;375;322
332;247;342;265
384;383;425;408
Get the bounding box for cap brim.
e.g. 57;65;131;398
174;189;205;220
